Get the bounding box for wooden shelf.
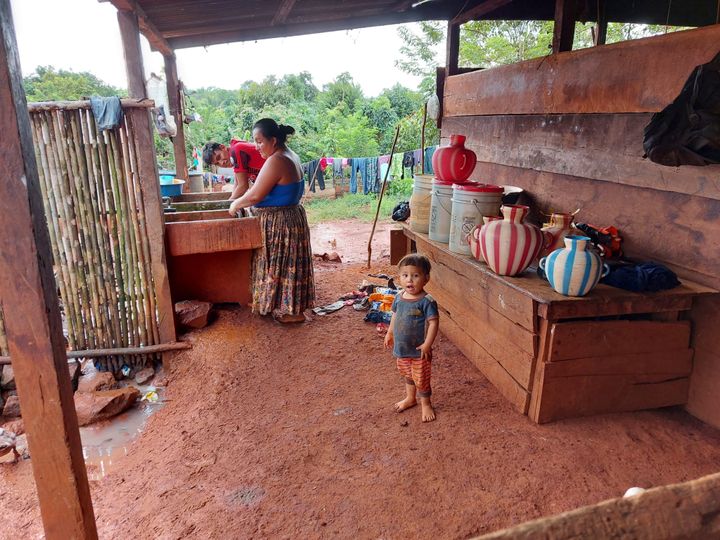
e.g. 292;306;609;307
400;225;718;423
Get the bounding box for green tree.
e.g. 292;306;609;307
23;65;124;102
318;72;364;112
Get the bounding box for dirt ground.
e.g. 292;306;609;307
2;219;720;539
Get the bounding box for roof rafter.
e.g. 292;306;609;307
102;0;174;56
272;0;297;25
451;0;513;25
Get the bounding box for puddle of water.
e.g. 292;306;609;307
80;387;164;481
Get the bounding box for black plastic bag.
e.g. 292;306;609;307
643;51;720;167
392;201;410;222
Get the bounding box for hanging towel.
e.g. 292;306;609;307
424;146;437;175
365;157;379;194
333;159;343;180
391;152;404;180
349;158;359;194
90;96;123;131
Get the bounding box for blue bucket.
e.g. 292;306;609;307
160;179;185;197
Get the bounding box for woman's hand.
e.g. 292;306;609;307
228;199;242;216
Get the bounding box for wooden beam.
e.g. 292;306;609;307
163;53;188;180
452;0;512;25
442;25;720;116
552;0;576;53
0;341;192;365
594;0;607;46
446;21;460;76
117;9;146;98
105;0;173;56
476;472;720;539
126;107;177;348
435;66;445;129
0;2;97;537
271;0;297;25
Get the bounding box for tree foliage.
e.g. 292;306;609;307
23;65;124;102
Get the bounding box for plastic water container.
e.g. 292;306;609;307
188;171;204;193
160;179;185;197
409;174;433;233
448;183;504;255
428;179;454;243
159;174;175;184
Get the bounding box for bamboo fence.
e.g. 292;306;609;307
28;103;161;374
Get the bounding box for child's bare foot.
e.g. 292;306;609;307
394;397;417;412
421;401;435;422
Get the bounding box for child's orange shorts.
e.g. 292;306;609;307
396;357;432;397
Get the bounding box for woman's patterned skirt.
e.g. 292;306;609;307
251;205;315;316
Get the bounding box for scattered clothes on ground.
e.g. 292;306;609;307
364;310;392;324
602;262;681;292
367;274;396;290
312;301;347;315
90;96;123;131
313;252;342;263
369;273;392;280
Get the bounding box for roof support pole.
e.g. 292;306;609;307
553;0;576;53
117;8;177;346
164;53;188;180
117;9;147;98
0;2;97;538
446;20;460;76
594;0;607;46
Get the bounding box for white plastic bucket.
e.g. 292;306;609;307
428;179;454;243
448;183;504;255
188;171;204;193
409;174;433;233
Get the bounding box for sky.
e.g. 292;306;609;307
9;0;432;97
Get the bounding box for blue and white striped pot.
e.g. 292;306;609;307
539;236;609;297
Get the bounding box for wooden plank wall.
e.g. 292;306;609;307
441;24;720;428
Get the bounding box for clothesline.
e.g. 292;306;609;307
301;146;438;194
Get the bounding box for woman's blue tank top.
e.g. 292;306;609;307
255;180;304;207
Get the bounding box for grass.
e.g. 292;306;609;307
304;177;413;224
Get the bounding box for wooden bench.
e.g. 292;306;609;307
397;225;717;423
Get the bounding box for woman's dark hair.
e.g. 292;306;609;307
202;142;222;166
253;118;295;145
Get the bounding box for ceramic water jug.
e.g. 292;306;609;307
479;205;544;276
539;235;609;297
540;212;577;258
432;134;477;183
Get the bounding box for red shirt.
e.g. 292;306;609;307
229;139;265;179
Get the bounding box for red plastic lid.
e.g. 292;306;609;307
453;182;504;193
432;179;455;186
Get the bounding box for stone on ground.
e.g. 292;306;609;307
78;371;117;393
135;367;155;385
2;395;20;418
74;387;140;426
175;300;213;329
1;365;15;390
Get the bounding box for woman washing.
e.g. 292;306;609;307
228;118;315;323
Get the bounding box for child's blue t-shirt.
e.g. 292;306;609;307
391;291;439;358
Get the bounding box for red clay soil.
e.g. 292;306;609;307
2;220;720;539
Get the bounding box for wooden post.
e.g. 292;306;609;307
127;107;177;344
118;9;176;344
117;10;146;98
435;66;446;130
446;21;460;76
553;0;576;53
594;0;608;46
0;2;97;538
164;53;188;180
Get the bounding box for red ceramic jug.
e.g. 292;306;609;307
432;134;477;183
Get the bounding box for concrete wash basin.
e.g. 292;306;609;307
164;192;261;305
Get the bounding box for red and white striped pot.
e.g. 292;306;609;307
479;205;544;276
432;134;477;183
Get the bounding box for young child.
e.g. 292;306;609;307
384;254;439;422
